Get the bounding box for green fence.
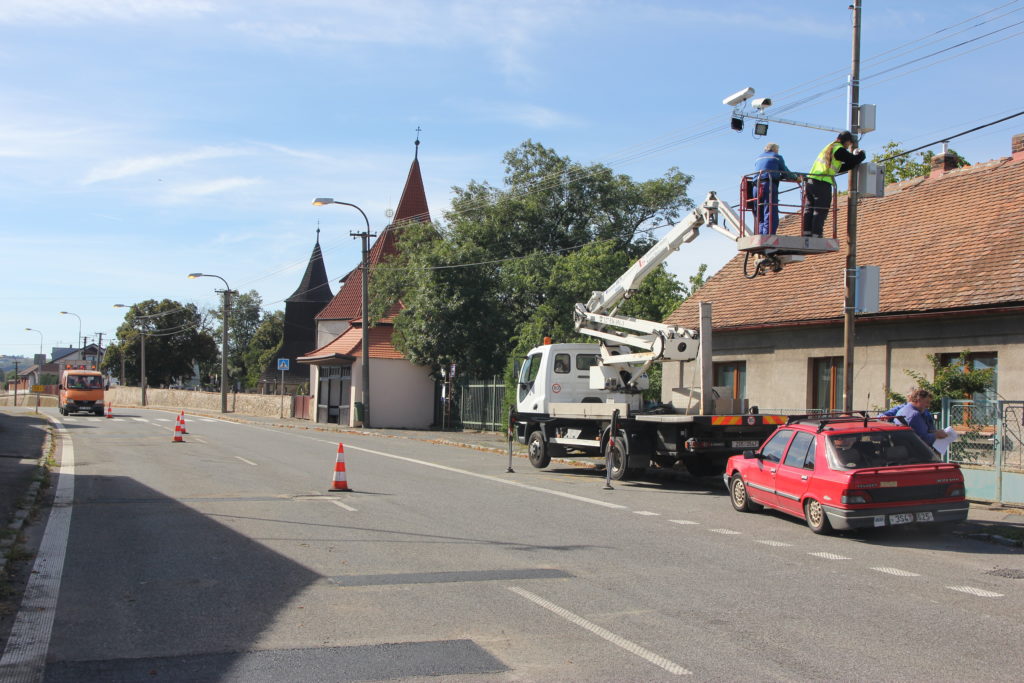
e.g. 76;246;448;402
435;376;506;431
942;399;1024;504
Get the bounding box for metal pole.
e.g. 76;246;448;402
842;0;862;413
13;360;18;407
357;230;372;428
221;288;231;413
280;367;285;418
140;332;147;407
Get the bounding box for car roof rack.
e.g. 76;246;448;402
784;411;898;433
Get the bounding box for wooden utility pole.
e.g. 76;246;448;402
842;0;862;412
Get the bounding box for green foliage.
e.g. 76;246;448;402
372;139;699;381
102;299;219;387
242;310;285;389
39;373;58;385
887;351;995;407
871;140;969;185
208;290;264;387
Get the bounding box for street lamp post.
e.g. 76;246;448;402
59;311;82;350
188;273;235;413
25;328;43;356
114;304;148;406
313;198;376;428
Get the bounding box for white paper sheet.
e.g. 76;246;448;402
932;426;960;456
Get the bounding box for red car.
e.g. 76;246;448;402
724;415;968;533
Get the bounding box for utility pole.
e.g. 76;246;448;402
140;331;147;407
842;0;862;413
220;287;232;413
353;229;376;428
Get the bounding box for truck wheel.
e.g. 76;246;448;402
606;436;629;481
804;498;832;535
730;475;763;513
527;431;551;469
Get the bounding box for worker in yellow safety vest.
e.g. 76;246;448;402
801;131;865;237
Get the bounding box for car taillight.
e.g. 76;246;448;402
841;489;871;504
946;484;965;498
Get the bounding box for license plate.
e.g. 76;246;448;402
915;511;934;522
732;440;760;449
889;513;914;525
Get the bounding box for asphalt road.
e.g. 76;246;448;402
3;407;1023;682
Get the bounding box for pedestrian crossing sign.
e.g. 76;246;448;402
277;358;290;371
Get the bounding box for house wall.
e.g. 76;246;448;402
663;310;1023;412
347;357;434;429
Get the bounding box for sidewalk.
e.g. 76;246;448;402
0;410;49;574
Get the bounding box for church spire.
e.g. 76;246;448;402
414;126;421;161
287;229;333;303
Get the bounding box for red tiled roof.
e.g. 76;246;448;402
665;156;1024;330
316;155;431;321
299;323;405;361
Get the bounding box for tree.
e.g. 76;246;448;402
208;290;264;387
102;299;219;387
242;310;285;389
871;141;969;185
372;139;700;379
888;351;995;407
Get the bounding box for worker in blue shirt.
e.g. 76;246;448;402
752;143;797;235
881;388;947;447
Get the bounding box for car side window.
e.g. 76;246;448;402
783;432;814;469
760;430;793;463
804;438;817;470
553;353;570;374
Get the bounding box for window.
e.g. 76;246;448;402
576;354;599;371
760;430;793;463
713;361;746;399
939;351;997;403
518;353;542;402
553;353;570;374
783;431;815;469
812;357;844;411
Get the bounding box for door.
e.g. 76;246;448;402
773;431;816;514
746;429;794;507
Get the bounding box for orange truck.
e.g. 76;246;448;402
59;364;106;416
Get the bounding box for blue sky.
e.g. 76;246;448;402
2;0;1021;359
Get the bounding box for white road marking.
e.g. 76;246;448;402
200;418;219;423
509;587;690;676
0;416;75;678
343;444;628;510
155;418;171;422
329;499;358;511
235;456;258;467
808;551;850;560
709;528;741;535
754;539;793;547
669;520;700;526
947;585;1003;598
872;567;920;577
634;511;660;516
131;417;149;423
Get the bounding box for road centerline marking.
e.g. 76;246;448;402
808;551;850;560
235;456;258;467
508;587;690;676
871;567;920;577
329;499;358;511
947;585;1003;598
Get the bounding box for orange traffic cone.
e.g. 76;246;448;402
328;443;350;492
172;420;184;443
105;402;113;419
178;410;188;434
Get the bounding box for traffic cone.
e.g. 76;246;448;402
105;402;113;419
178;410;188;434
172;420;184;443
328;443;350;492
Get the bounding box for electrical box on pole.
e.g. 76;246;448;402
855;104;876;133
856;162;885;198
854;265;880;314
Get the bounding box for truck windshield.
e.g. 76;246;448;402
826;430;941;469
66;375;102;390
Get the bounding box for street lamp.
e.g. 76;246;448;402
188;273;235;413
114;304;148;406
313;198;375;428
24;328;43;356
59;311;82;349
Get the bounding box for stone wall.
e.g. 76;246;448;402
107;387;297;418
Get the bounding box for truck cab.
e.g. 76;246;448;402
59;365;106;416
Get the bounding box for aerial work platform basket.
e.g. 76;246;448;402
737;173;840;255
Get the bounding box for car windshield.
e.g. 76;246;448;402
826;430;941;469
67;375;102;390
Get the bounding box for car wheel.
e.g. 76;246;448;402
730;475;763;513
606;436;629;481
804;498;832;534
527;431;551;469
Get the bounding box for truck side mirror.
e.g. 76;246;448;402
743;449;758;459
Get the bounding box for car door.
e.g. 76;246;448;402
745;429;794;508
773;431;816;515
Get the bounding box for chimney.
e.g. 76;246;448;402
1013;133;1024;161
929;151;959;178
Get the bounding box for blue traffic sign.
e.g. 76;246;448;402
277;358;290;371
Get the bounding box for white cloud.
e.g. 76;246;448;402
452;99;582;128
0;0;213;24
82;146;248;184
160;176;262;202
